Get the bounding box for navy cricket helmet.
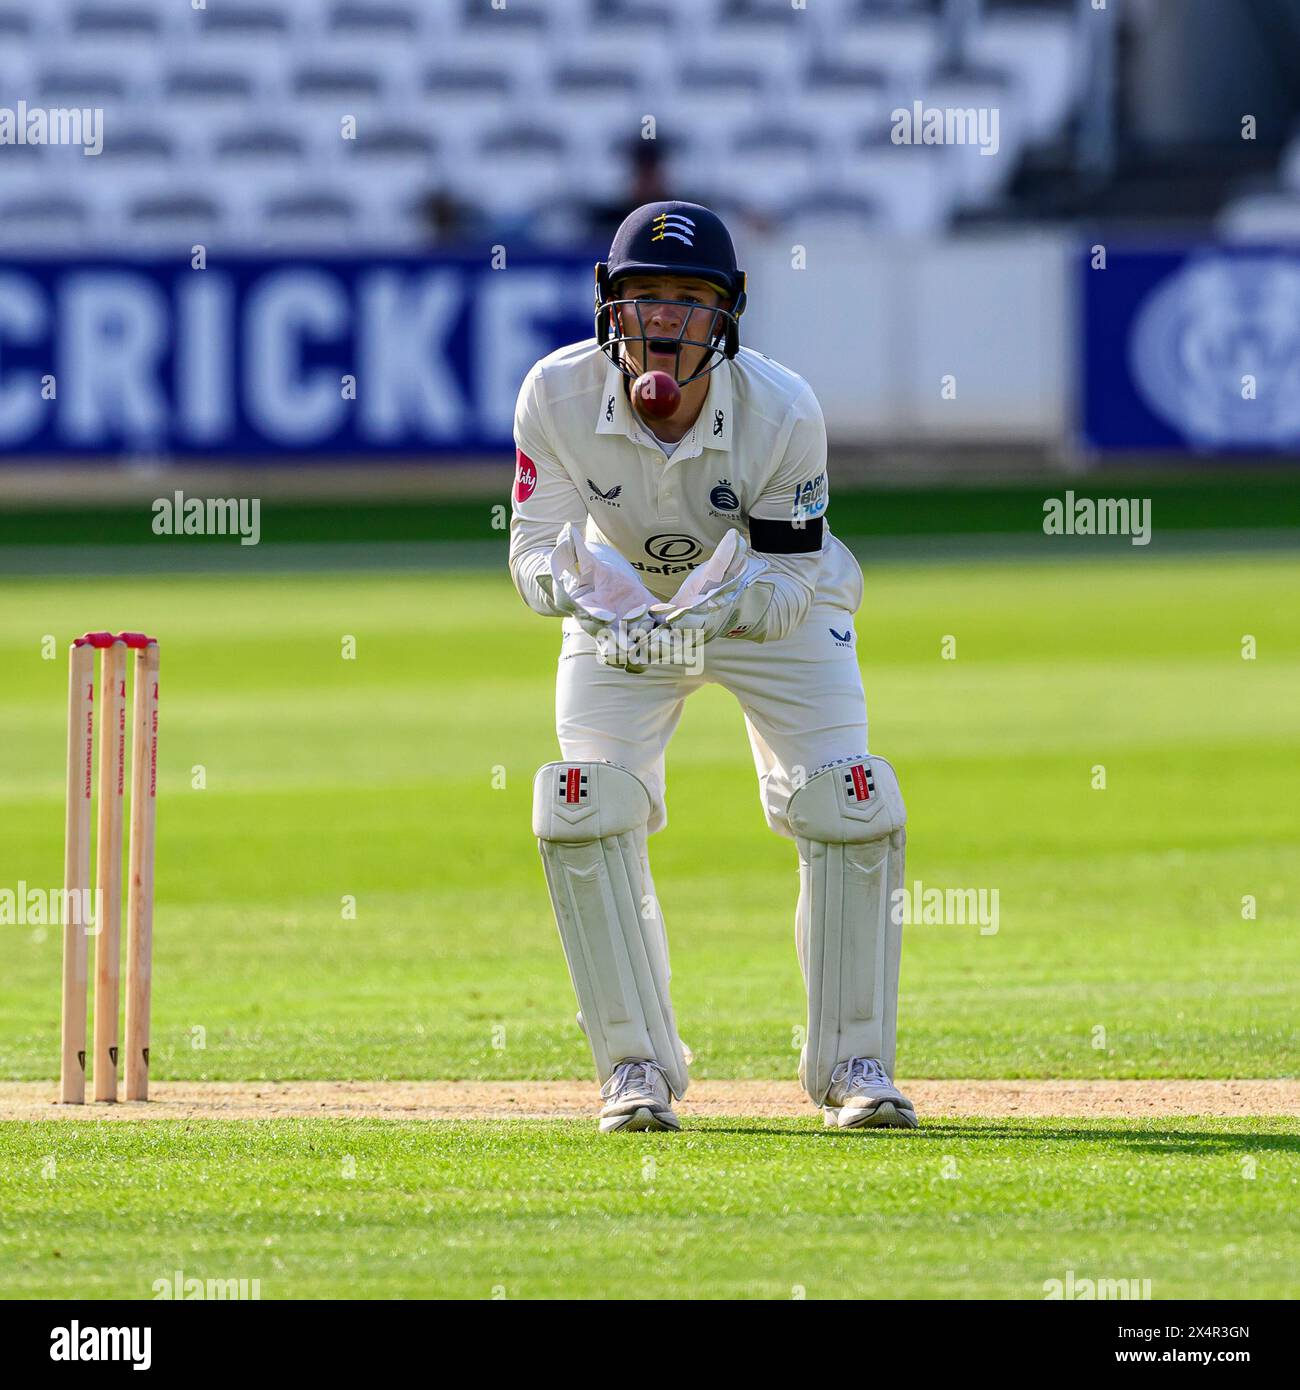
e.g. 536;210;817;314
595;200;747;386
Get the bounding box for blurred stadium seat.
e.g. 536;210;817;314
967;8;1077;144
1218;193;1300;244
0;0;1094;247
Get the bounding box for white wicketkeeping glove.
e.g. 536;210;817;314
650;529;772;642
535;524;660;670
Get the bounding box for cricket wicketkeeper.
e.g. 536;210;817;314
509;201;913;1132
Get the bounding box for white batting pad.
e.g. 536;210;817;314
786;756;907;1104
533;760;689;1098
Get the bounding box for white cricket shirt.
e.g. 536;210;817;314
508;340;863;639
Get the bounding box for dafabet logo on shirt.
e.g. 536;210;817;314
632;533;705;576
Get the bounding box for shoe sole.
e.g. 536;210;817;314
824;1100;919;1130
599;1106;681;1134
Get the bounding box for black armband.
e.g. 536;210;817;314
748;515;824;554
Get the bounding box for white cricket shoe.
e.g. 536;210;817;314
822;1057;918;1130
598;1059;681;1133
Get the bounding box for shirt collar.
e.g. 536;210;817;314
595;358;635;438
696;358;734;452
594;356;734;453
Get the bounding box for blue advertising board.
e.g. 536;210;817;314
1082;246;1300;454
0;254;595;457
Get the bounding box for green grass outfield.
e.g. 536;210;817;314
3;470;1300;550
2;1117;1296;1299
3;553;1296;1082
1;549;1297;1298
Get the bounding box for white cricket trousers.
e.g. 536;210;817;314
554;601;869;839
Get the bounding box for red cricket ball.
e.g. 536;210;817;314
632;370;681;420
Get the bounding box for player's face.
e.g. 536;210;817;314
614;276;726;382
